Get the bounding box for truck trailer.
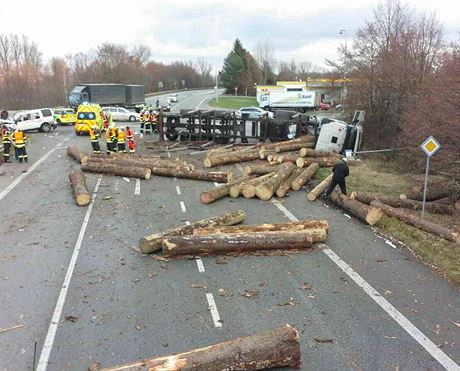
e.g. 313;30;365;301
68;84;145;108
258;90;321;112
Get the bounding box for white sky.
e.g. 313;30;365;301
1;0;459;72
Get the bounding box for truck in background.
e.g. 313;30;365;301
259;90;320;112
68;84;145;108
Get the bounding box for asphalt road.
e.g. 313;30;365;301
0;89;459;371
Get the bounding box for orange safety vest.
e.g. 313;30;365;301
105;129;112;142
13;131;25;147
89;129;99;141
117;130;125;143
2;129;11;143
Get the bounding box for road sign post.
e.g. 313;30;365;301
419;136;441;219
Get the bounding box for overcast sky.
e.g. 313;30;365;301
2;0;459;72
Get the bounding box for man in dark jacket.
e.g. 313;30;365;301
325;158;349;196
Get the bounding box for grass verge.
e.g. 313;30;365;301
208;96;257;110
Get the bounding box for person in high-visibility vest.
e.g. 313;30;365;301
144;110;153;134
13;129;28;163
139;110;146;134
126;126;135;154
110;126;118;152
1;125;12;163
101;111;108;130
117;126;126;153
89;126;101;154
150;111;158;133
105;128;113;154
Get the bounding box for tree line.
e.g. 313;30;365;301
0;38;214;109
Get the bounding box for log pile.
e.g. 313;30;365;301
89;324;301;371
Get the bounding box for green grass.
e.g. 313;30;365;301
208;96;257;110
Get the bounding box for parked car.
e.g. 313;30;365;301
235;107;274;120
102;107;140;122
319;102;330;111
7;108;55;132
54;107;76;125
167;94;178;103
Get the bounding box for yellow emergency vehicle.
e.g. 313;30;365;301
54;107;77;125
75;104;104;135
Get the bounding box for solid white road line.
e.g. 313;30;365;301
135;179;141;195
196;92;220;109
205;293;222;328
36;177;102;371
180;201;186;213
176;185;181;195
270;199;460;371
0;147;57;201
196;258;205;273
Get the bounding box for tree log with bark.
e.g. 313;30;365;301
69;170;91;206
370;200;459;243
330;191;382;225
350;191;454;215
244;163;280;175
241;172;277;198
89;324;301;371
405;184;459;202
200;177;252;204
291;163;319;191
204;150;260;168
276;168;303;197
276;153;300;164
275;142;315;153
299;148;340;158
307;174;332;201
67;145;89;164
138;210;247;253
81;162;151;179
255;163;296;200
260;135;315;152
87;156;196;171
296;157;340;168
163;231;313;257
151;167;230;183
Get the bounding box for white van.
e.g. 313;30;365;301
10;108;55;132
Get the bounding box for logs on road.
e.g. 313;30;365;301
230;173;272;198
67;145;89;164
405;184;459;202
200;177;252;204
275;141;315;153
350;191;454;215
276;168;303;197
291;163;319;191
307;174;332;201
81;162;151;180
299;148;340;158
90;324;301;371
138;210;247;253
370;200;459;243
256;163;296;200
163;231;313;257
296;156;340;168
330;191;382;225
87;155;196;171
151;166;231;183
69;170;91;206
204;150;259;168
241;172;277;199
244;163;280;175
260;135;316;152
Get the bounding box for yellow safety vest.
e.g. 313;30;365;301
117;131;125;143
13;131;25;147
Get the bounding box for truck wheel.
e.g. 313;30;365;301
165;128;179;141
40;122;51;132
129;115;136;122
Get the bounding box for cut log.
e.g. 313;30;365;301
204;151;260;168
406;185;459;202
330;191;382;225
81;162;151;180
151;167;230;183
276;153;300;164
67;145;89;164
296;157;340;168
299;148;341;158
276;168;303;197
68;170;90;206
163;231;313;257
291;163;320;191
350;191;454;215
370;200;459;243
307;174;332;201
90;324;301;371
259;149;277;160
275;142;315;153
200;177;252;204
138;210;246;253
239;172;277;199
255;163;296;200
260;135;315;151
86;156;196;171
244;163;280;176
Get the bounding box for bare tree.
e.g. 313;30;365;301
254;41;276;84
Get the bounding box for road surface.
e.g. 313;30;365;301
0;89;459;371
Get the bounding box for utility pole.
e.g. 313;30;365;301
339;29;347;101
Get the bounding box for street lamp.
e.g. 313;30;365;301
339;29;347;101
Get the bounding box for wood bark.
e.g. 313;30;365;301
275;142;315;153
296;156;340;168
90;324;301;371
350;191;454;215
330;192;382;225
276;168;303;197
81;162;151;180
276;153;300;164
69;170;90;206
204;151;260;168
299;148;340;158
87;156;195;171
151;167;230;183
260;135;315;152
291;163;319;191
259;149;277;160
67;145;89;164
163;231;313;257
244;163;280;175
256;163;296;200
241;172;277;199
200;177;252;204
138;210;247;253
405;185;459;202
229;174;269;198
307;174;332;201
370;200;459;243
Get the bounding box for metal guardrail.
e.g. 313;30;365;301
145;87;215;98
